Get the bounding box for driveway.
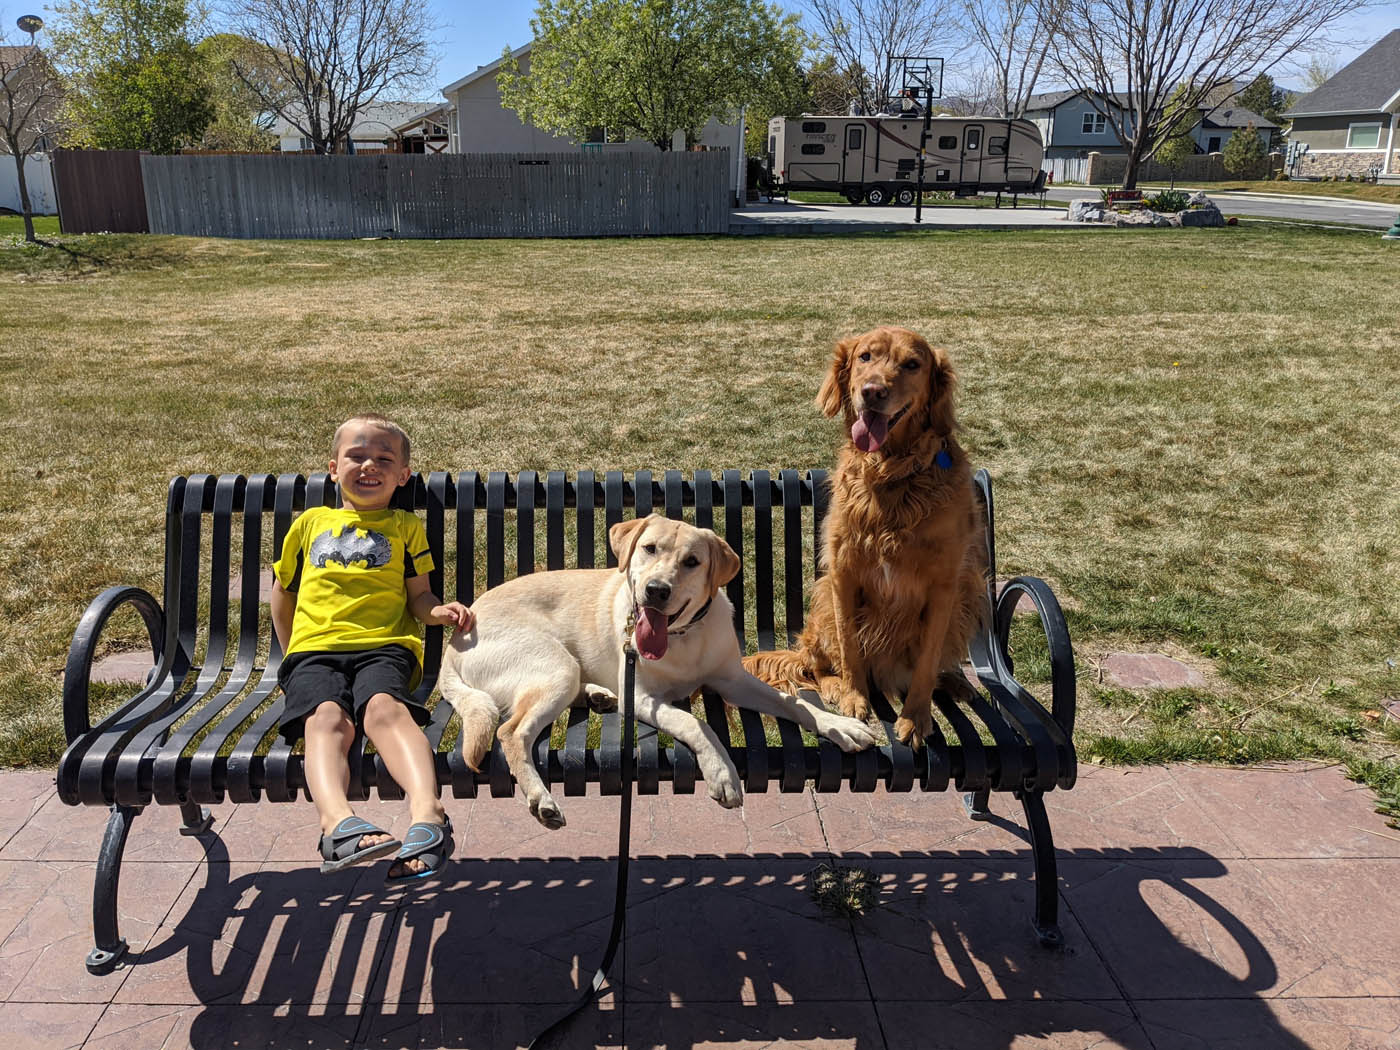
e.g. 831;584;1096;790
730;199;1087;234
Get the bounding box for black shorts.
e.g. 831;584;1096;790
277;644;430;743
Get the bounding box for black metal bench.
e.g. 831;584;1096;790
58;468;1077;978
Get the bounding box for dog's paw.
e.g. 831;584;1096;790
530;795;567;830
836;691;872;722
824;716;882;752
583;684;618;713
707;770;744;810
893;713;933;750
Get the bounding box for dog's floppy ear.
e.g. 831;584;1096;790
924;343;958;437
816;336;857;418
703;529;742;595
609;516;651;573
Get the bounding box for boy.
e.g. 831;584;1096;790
271;413;473;884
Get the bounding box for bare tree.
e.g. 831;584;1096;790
222;0;436;154
803;0;958;115
0;30;63;241
1046;0;1369;188
961;0;1060;116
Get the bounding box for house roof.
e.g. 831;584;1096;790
441;42;532;97
1024;89;1132;112
1284;29;1400;116
1200;103;1277;130
270;100;441;141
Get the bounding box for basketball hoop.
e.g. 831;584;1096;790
891;56;944;107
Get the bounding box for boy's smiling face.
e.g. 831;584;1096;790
329;421;411;511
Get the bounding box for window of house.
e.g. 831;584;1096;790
801;143;825;155
1346;122;1382;149
989;136;1008;156
298;136;314;151
802;121;826;133
1207;136;1221;152
1081;113;1105;134
938;135;957;149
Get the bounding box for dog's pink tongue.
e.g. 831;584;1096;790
851;411;889;452
634;606;669;661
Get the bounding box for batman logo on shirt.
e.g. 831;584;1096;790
310;526;393;569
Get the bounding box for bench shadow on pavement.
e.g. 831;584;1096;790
139;830;1309;1050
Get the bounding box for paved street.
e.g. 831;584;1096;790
730;191;1400;233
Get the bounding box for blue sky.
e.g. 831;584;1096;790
425;0;1400;96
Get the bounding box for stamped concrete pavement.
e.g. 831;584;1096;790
1;761;1397;1049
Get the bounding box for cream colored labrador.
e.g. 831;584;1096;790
438;514;882;828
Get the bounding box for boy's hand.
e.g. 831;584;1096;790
431;602;474;633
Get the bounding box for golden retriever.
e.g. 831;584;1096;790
438;515;881;828
744;326;987;747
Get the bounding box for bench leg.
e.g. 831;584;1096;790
1018;789;1064;949
179;800;213;835
87;804;142;975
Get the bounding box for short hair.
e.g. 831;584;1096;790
331;413;411;461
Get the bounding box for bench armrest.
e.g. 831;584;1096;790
992;576;1076;736
63;585;167;744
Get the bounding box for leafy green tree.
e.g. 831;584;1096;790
1236;72;1289;149
1151;83;1197;187
194;34;280;152
498;0;808;151
49;0;212;152
1222;121;1266;177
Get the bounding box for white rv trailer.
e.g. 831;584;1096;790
766;114;1046;204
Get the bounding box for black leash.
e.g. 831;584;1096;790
527;647;637;1050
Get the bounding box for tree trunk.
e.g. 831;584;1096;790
11;152;35;242
1121;149;1141;190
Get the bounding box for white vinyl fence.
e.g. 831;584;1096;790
142;151;731;239
0;153;57;214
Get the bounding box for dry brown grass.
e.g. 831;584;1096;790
3;225;1399;782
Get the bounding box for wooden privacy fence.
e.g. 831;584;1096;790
52;149;150;233
141;152;731;239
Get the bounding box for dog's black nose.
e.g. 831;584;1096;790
644;580;671;605
862;382;889;405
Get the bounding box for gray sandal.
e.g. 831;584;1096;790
385;818;454;885
318;816;401;873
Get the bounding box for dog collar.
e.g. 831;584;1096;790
667;596;714;637
935;443;953;469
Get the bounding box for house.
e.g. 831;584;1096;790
439;42;740;155
270;100;442;153
438;42;745;201
1023;87;1274;160
1283;29;1400;180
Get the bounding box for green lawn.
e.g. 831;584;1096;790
2;224;1397;821
0;214;60;238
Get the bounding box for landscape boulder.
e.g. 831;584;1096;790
1068;199;1105;222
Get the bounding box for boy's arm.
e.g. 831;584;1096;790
406;574;474;632
271;578;297;653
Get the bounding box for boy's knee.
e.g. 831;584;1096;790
362;692;408;731
305;700;353;735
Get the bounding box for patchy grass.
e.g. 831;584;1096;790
808;861;879;918
2;225;1398;815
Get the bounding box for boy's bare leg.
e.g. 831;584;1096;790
303;700;394;847
362;693;447;875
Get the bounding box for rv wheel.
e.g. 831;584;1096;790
895;186;917;206
844;189;864;204
865;185;889;206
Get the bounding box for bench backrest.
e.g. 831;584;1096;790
160;469;850;693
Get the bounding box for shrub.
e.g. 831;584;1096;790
1144;188;1190;212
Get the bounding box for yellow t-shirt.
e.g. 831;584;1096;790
274;506;435;670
